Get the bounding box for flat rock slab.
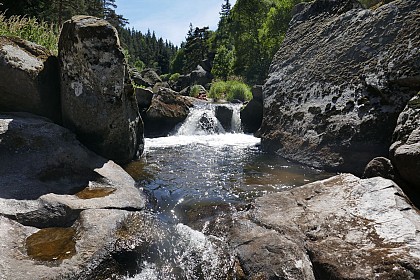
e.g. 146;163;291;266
0;209;142;280
230;174;420;279
0;113;145;228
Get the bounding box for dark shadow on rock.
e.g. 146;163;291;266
0;113;108;200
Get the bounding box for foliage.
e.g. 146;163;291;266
0;13;59;54
189;85;202;98
160;73;170;82
0;0;127;28
208;81;226;101
208;80;252;102
211;45;235;80
225;81;252;102
118;28;177;74
169;73;181;82
182;24;212;73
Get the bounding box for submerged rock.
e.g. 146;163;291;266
260;0;420;174
228;174;420;279
0;37;60;122
59;15;143;164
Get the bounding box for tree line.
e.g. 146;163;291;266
2;0;340;84
0;0;177;74
173;0;312;85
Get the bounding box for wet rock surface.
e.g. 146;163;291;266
143;87;193;137
0;37;60;122
260;0;420;174
215;105;233;131
59;15;143;164
226;174;420;279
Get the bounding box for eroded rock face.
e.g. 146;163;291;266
390;95;420;189
143;87;193;137
228;174;420;279
261;0;420;174
59;15;143;164
0;37;60;122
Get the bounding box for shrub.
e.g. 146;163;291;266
208;81;226;101
209;80;252;102
225;81;252;102
189;85;202;98
160;73;170;82
169;72;181;82
0;13;59;54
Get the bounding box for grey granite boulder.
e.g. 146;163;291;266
215;105;233;131
59;16;143;164
390;95;420;189
135;87;154;112
0;113;145;228
0;37;60;122
228;174;420;279
260;0;420;174
0;112;149;279
363;156;395;180
143;87;193;137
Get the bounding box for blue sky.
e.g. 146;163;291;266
115;0;237;46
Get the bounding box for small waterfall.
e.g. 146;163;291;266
174;103;242;136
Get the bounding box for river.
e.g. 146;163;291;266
124;102;332;279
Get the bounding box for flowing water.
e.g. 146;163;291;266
124;102;333;279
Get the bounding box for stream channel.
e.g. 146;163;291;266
123;102;333;279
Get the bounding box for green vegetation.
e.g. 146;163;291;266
189;85;202;98
173;0;310;84
0;0;126;27
1;0;312;82
118;28;177;74
169;73;181;82
0;13;59;53
209;80;252;102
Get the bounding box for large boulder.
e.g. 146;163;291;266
0;113;145;226
135;87;154;112
260;0;420;174
240;99;263;134
59;16;143;164
143;87;193;137
390;95;420;190
0;113;150;279
140;68;162;87
215;105;233;131
190;65;213;87
0;37;60;122
227;174;420;279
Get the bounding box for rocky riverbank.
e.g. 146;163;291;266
1;1;420;279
